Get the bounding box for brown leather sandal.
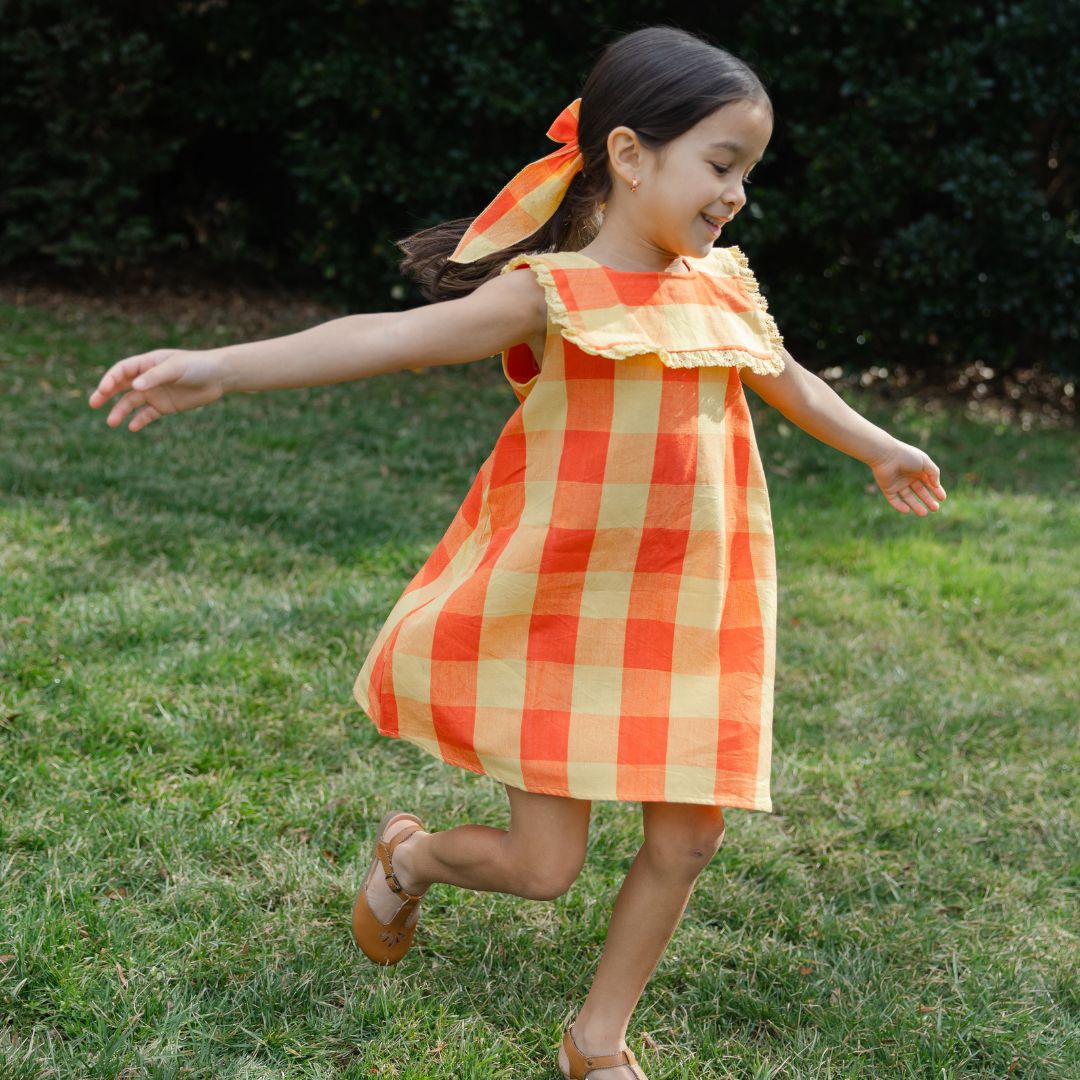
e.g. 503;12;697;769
351;810;429;966
560;1019;649;1079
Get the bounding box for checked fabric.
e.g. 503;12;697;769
354;244;786;809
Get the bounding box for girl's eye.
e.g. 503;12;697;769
711;164;753;184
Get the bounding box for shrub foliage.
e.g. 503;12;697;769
2;0;1076;376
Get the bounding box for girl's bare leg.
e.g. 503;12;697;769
362;791;723;1080
361;784;591;924
558;802;727;1079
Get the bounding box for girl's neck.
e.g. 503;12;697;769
576;242;692;275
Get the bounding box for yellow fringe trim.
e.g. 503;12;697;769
501;250;786;377
723;245;786;375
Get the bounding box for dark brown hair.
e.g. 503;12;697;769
395;25;772;302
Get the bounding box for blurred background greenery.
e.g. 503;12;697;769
2;0;1077;382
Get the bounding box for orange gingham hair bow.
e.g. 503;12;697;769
447;98;584;264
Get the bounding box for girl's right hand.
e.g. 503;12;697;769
88;348;228;432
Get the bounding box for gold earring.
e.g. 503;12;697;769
630;176;640;193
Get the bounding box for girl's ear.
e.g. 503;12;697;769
606;126;642;188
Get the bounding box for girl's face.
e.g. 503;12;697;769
601;99;773;268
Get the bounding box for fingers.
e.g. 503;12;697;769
128;403;162;432
910;479;941;511
891;481;939;516
890;489;915;514
920;454;947;499
88;357;140;406
105;389;150;429
130;358;178;393
88;351;170;407
900;487;927;515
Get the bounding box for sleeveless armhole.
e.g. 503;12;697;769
500;341;541;404
498;248;785;380
497;256;553;403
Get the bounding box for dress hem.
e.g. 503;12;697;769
358;705;773;812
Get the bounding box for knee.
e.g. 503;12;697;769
513;851;587;901
642;808;726;877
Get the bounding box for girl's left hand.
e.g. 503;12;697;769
869;438;947;516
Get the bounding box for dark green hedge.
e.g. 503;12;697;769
2;0;1077;377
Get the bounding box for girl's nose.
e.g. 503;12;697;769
726;187;747;214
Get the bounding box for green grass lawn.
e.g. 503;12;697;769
1;292;1076;1078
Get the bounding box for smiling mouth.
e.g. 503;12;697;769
701;212;729;227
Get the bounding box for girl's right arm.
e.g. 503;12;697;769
88;268;547;432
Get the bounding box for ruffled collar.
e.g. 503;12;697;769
500;245;785;376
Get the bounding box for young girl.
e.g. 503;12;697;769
89;25;946;1080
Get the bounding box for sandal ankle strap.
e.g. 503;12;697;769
564;1023;638;1073
377;825;425;901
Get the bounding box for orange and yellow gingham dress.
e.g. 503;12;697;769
353;244;786;810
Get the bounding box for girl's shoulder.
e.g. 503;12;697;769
498;246;785;376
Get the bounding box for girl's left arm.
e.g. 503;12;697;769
740;348;948;516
